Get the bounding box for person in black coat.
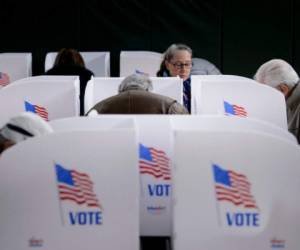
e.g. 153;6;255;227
45;48;94;115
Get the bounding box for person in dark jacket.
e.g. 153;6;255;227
86;74;188;115
45;48;94;115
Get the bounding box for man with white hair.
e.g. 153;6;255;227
86;73;188;114
0;112;53;154
254;59;300;142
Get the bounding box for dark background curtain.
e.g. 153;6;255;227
1;0;298;78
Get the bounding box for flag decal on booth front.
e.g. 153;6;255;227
212;163;260;227
139;144;171;180
25;101;49;121
139;143;171;208
224;101;247;117
55;163;103;226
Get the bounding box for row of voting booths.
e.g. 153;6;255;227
0;51;161;87
0;115;299;250
0;75;287;129
44;51;162;78
0;51;220;89
0;74;299;249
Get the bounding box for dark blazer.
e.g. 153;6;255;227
87;89;189;115
45;65;94;115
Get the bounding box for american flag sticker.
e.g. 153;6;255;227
25;101;49;121
139;144;171;180
224;101;248;117
212;164;258;209
55;163;102;209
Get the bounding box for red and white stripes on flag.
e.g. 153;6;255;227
34;104;49;121
58;169;102;209
0;72;10;87
233;104;248;117
139;145;171;180
214;167;258;209
25;101;49;121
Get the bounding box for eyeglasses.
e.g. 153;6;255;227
171;61;193;70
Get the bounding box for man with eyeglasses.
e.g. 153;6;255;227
0;112;53;155
157;44;193;112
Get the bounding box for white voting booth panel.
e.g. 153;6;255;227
50;116;135;131
9;76;80;89
84;77;183;114
120;51;162;77
191;75;288;129
191;74;253;82
136;116;173;236
50;115;298;237
0;53;32;82
171;115;297;144
45;52;110;77
172;130;300;250
0;79;80;127
0;130;139;250
15;75;79;83
50;115;173;236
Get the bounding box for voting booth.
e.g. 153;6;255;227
50;115;173;236
0;53;32;82
0;78;80;126
172;128;300;250
120;51;162;77
45;51;110;77
191;75;288;129
135;116;173;236
50;115;298;239
0;130;139;250
84;77;183;114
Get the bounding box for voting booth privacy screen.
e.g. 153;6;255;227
0;78;80;127
0;53;32;82
50;115;174;236
191;75;287;129
0;130;139;250
172;130;300;250
1;114;299;247
120;51;162;77
45;52;110;77
84;77;183;114
49;115;299;240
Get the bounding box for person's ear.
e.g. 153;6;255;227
277;83;290;96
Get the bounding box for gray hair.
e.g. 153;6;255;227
163;43;192;63
0;112;53;143
254;59;299;88
157;43;192;77
118;74;153;93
